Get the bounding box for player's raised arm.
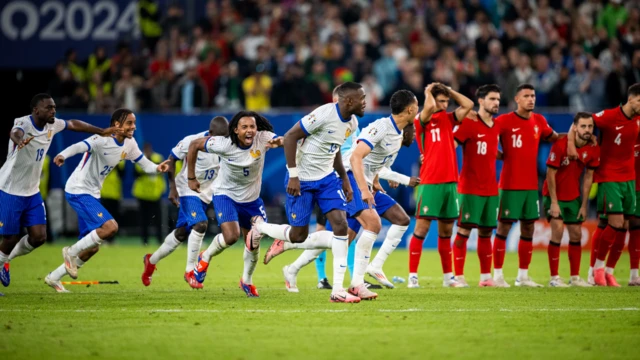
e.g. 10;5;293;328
283;123;307;196
449;88;475;122
419;83;437;123
350;141;374;207
186;137;208;192
65;119;121;137
53;140;91;166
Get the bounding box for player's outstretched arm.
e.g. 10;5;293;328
419;84;437;123
54;141;90;167
166;154;180;207
10;127;33;150
136;156;169;174
546;166;560;218
65;120;122;137
448;88;474;122
186;137;208;193
379;167;420;187
283;123;306;196
350;142;375;207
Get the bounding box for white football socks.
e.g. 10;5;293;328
351;230;378;287
149;231;181;265
289;249;324;274
68;230;102;256
517;269;528;280
284;230;333;250
370;224;407;269
202;233;229;262
0;251;8;263
242;246;259;284
50;257;87;281
331;234;349;291
186;230;205;272
8;235;34;261
256;222;291;242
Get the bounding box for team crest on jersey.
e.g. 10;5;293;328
121;152;127;160
504;209;510;216
595;111;604;117
97;213;103;218
250;149;262;159
308;114;317;124
47;130;53;140
533;125;539;139
191;211;197;218
345;128;352;139
368;127;378;136
550;152;556;161
464;213;470;220
561;157;570;166
422;206;428;213
608;203;613;209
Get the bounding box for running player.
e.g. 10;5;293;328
263;91;420;292
451;84;502;287
589;83;640;286
188;111;282;297
492;83;563;288
141;116;229;289
0;93;118;287
44;109;170;292
543;112;599;287
250;82;364;303
408;83;474;288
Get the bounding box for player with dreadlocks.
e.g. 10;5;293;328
44;108;170;292
187;110;283;297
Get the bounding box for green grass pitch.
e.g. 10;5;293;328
0;240;638;360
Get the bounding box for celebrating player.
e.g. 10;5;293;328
408;83;474;288
188;111;282;297
44;109;170;292
451;84;502;287
141;116;229;289
263;90;420;293
250;82;363;303
0;93;118;287
492;84;562;288
543;112;599;287
589;83;640;286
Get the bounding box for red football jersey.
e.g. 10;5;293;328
415;111;459;184
453;117;500;196
496;112;554;190
635;134;640;191
593;106;640;183
542;137;600;201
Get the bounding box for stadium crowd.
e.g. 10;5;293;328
47;0;640;114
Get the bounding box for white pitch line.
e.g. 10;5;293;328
0;308;637;313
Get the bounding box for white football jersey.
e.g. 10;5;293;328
171;131;220;204
206;131;277;203
65;136;144;198
343;116;403;185
0;116;67;196
296;103;359;181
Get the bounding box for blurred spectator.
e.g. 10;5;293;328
373;45;398;97
242;63;272;111
532;54;559;107
214;62;243;109
138;0;162;53
133;143;166;246
505;53;534;107
161;3;186;35
88;70;114;113
86;46;111;84
65;49;86;83
606;56;629;107
564;57;591;111
346;44;373;82
49;62;78;108
627;49;640;86
171;65;209;113
597;0;629;39
197;49;221;102
114;67;143;111
243;23;267;61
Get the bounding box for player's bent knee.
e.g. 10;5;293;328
222;229;240;245
102;221;119;239
192;222;208;234
396;214;411;227
174;228;189;242
288;228;309;243
30;234;47;247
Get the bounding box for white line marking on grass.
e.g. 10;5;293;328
0;308;637;313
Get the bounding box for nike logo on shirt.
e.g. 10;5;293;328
477;134;486;138
512;128;520;132
328;130;336;134
616;126;625;130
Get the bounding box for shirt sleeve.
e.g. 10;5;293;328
170;135;191;160
447;111;460;126
546;141;563;169
12;118;30;134
357;122;387;150
299;108;325;136
453;121;470;144
82;135;103;153
52;118;68;134
587;145;600;169
125;139;144;163
204;136;231;156
539;115;554;139
593;110;607;129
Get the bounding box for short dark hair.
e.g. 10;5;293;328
390;90;416;115
430;84;450;99
228;111;274;147
30;93;52;110
210;116;229;136
573;112;593;125
334;82;363;99
516;83;535;94
476;84;501;100
629;83;640;97
110;108;134;126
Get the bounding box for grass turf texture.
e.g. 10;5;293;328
0;240;638;360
